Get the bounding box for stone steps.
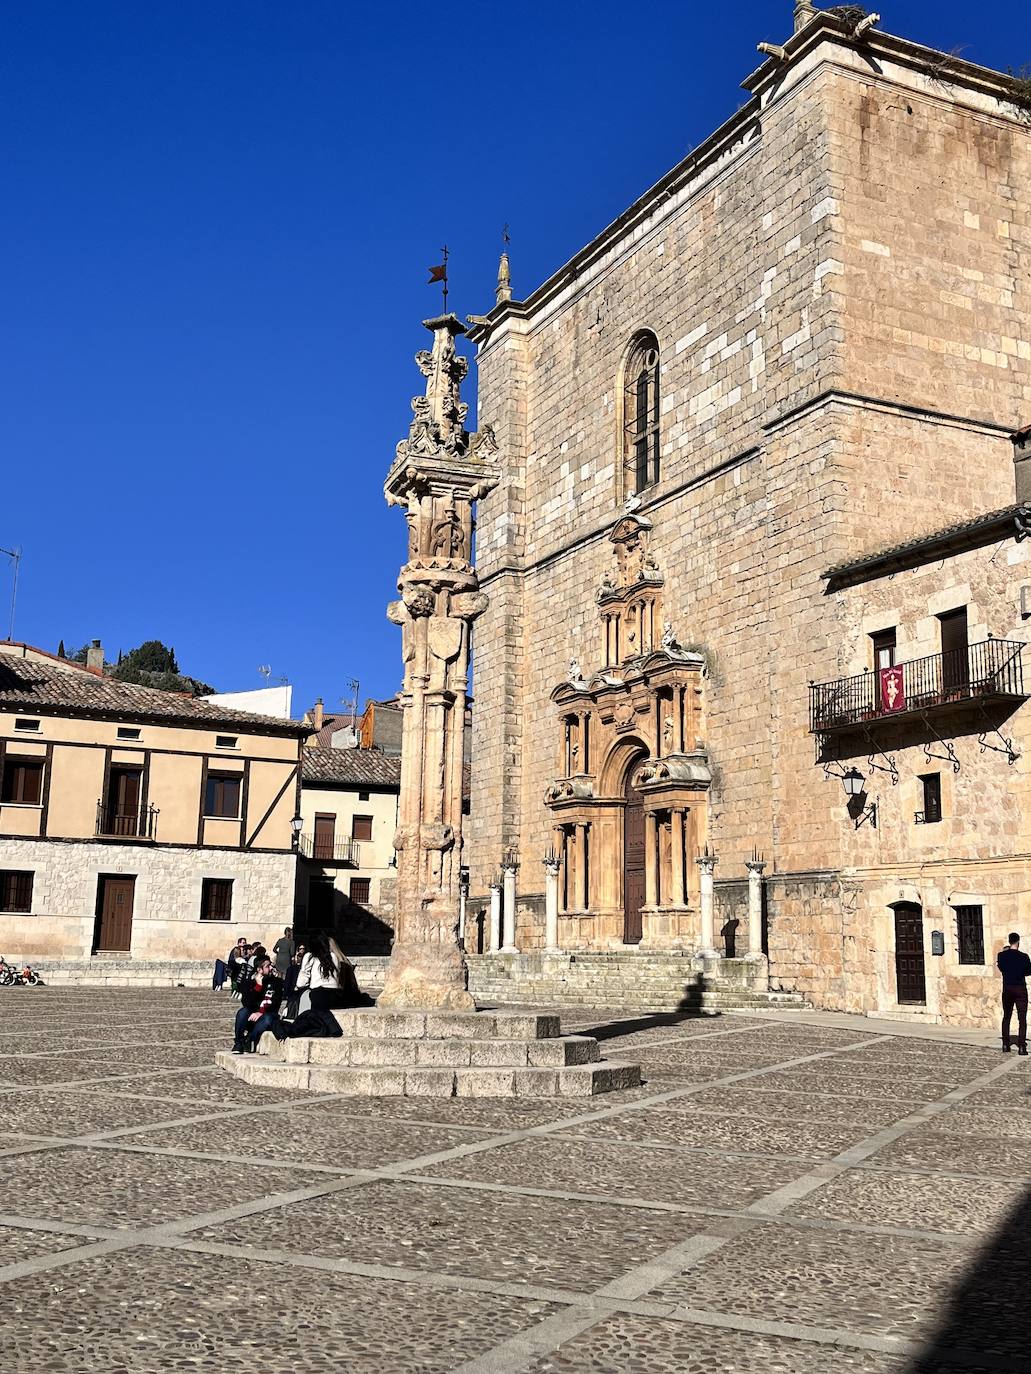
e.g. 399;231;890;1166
216;1005;641;1099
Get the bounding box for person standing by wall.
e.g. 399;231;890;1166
998;933;1031;1055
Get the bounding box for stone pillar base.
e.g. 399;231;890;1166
376;941;475;1011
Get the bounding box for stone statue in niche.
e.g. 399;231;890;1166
662;716;675;754
430;502;465;560
569;657;584;682
661;620;681;652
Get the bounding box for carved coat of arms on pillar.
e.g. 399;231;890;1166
379;315;499;1010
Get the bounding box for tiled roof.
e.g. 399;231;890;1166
822;504;1031;589
0;651;309;735
302;747;401;788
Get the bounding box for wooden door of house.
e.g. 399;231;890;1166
95;876;135;953
623;769;645;944
894;903;926;1005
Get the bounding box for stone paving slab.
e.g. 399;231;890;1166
0;1145;331;1228
419;1136;810;1208
3;1245;556;1373
556;1107;869;1160
192;1177;707;1292
0;1088;216;1138
678;1085;917;1126
789;1166;1026;1235
0;1223;98;1267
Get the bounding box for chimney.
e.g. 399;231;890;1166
86;639;104;673
1014;426;1031;504
793;0;817;31
313;696;324;731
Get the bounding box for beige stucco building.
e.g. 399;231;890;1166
297;746;399;952
0;643;306;961
460;7;1031;1027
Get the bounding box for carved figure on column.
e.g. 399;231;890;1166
380;314;500;1009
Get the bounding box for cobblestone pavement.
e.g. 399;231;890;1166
0;989;1026;1372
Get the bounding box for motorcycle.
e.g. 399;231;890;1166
0;959;43;987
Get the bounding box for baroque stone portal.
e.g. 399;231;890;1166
378;315;499;1009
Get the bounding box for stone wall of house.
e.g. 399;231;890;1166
0;839;297;961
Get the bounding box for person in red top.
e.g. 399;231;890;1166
997;933;1031;1055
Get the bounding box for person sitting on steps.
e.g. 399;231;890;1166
232;955;284;1054
293;932;370;1015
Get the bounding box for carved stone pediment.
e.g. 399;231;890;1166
544;774;596;805
634;752;712;791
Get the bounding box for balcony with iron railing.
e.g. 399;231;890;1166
95;800;160;840
810;639;1027;735
298;834;361;866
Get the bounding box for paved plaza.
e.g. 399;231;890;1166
0;989;1026;1372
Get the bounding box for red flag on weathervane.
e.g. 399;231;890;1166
427;263;447;283
879;665;905;713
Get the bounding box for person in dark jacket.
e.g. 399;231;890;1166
232;957;285;1053
226;938;249;998
998;932;1031;1054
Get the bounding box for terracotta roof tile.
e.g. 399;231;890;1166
302;747;401;787
0;651;308;735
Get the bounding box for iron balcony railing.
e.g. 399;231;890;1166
810;638;1026;734
95;801;159;840
298;834;361;866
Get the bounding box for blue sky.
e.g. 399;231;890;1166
2;1;1028;717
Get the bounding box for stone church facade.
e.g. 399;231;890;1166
461;7;1031;1027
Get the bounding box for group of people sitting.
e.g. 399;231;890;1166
230;929;372;1054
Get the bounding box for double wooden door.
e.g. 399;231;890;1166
623;768;645;944
95;876;135;953
894;903;926;1005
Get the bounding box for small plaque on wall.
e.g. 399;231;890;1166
930;930;945;957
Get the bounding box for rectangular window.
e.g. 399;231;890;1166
13;718;40;733
358;790;370;801
956;905;985;965
870;628;897;671
116;727;142;742
200;877;233;921
204;773;241;819
918;773;942;824
313;813;336;860
350;877;371;905
0;870;32;912
215;735;239;750
352;814;373;842
1;759;44;805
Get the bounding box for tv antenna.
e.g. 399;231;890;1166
340;677;360;736
257;664;271;682
0;545;21;643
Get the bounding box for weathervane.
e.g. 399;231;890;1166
427;245;449;313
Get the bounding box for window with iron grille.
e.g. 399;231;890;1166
955;905;984;965
623;332;660;495
350;877;371;905
200;878;233;921
204;773;241;819
0;870;33;912
1;759;44;805
352;814;373;842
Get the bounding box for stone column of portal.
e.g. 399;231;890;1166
458;871;469;950
501;860;519;953
670;809;685;907
745;856;766;957
644;812;658;907
488;879;503;953
698;851;718;955
379;313;500;1010
543;854;562;953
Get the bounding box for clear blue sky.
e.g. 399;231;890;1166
2;2;1028;717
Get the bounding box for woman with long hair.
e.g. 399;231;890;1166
294;931;367;1012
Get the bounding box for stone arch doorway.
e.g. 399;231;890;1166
623;758;647;944
892;901;926;1005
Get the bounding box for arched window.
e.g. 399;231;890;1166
622;332;660;496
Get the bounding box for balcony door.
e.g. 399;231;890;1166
893;902;926;1005
106;766;142;836
313;813;336;861
939;608;969;694
95;875;135;953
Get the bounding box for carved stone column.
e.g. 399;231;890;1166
543;854;562;953
745;855;766;957
501;858;519;953
670;808;685;906
698;850;718;955
577;823;591;911
488;879;503;954
379;314;500;1010
644;812;658;907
